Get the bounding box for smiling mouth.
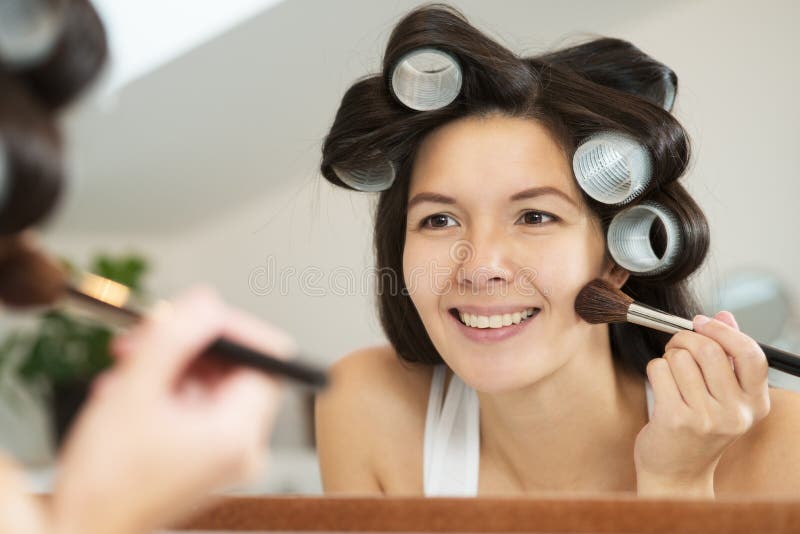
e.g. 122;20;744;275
449;307;541;329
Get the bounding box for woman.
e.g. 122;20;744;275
315;4;800;498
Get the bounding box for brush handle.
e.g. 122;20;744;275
628;303;694;333
64;285;329;389
208;338;328;389
759;343;800;378
626;303;800;378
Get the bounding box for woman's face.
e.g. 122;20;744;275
403;114;624;393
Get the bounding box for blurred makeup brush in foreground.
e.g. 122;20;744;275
575;278;800;377
0;235;328;389
0;233;66;306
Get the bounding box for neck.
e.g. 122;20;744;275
477;331;647;493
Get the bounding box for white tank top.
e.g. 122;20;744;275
422;365;655;496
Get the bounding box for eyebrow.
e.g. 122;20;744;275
510;186;577;207
407;186;577;212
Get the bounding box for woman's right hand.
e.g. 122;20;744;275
52;287;296;534
634;311;771;497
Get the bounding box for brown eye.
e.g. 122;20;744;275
422;214;458;228
517;210;556;225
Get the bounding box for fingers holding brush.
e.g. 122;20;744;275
660;347;716;408
691;312;771;401
54;286;296;534
663;324;740;405
110;286;298;372
661;310;771;432
635;310;772;496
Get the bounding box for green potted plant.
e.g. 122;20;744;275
0;253;149;448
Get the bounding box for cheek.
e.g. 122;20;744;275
523;232;607;306
402;236;452;307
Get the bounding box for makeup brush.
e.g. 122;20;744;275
0;243;328;389
0;234;65;306
575;278;800;378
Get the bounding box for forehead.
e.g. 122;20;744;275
409;114;579;200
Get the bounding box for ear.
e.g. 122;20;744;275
602;259;629;289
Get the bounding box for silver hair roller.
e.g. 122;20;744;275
606;201;682;276
331;154;396;192
390;47;462;111
662;78;676;112
573;132;653;206
0;0;66;68
333;48;460;191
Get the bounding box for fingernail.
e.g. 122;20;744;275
722;310;740;330
694;314;711;327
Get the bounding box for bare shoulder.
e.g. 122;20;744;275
314;344;434;494
716;386;800;496
320;344;434;419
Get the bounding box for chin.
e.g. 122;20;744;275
446;347;555;395
428;307;563;393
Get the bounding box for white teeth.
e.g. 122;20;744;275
458;308;536;329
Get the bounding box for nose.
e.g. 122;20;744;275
453;226;522;294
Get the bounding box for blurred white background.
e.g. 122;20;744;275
1;0;798;494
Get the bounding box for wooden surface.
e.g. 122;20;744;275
174;495;800;533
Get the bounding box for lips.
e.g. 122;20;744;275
453;307;538;329
448;306;541;343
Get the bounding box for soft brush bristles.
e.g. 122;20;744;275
574;278;634;324
0;234;67;307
